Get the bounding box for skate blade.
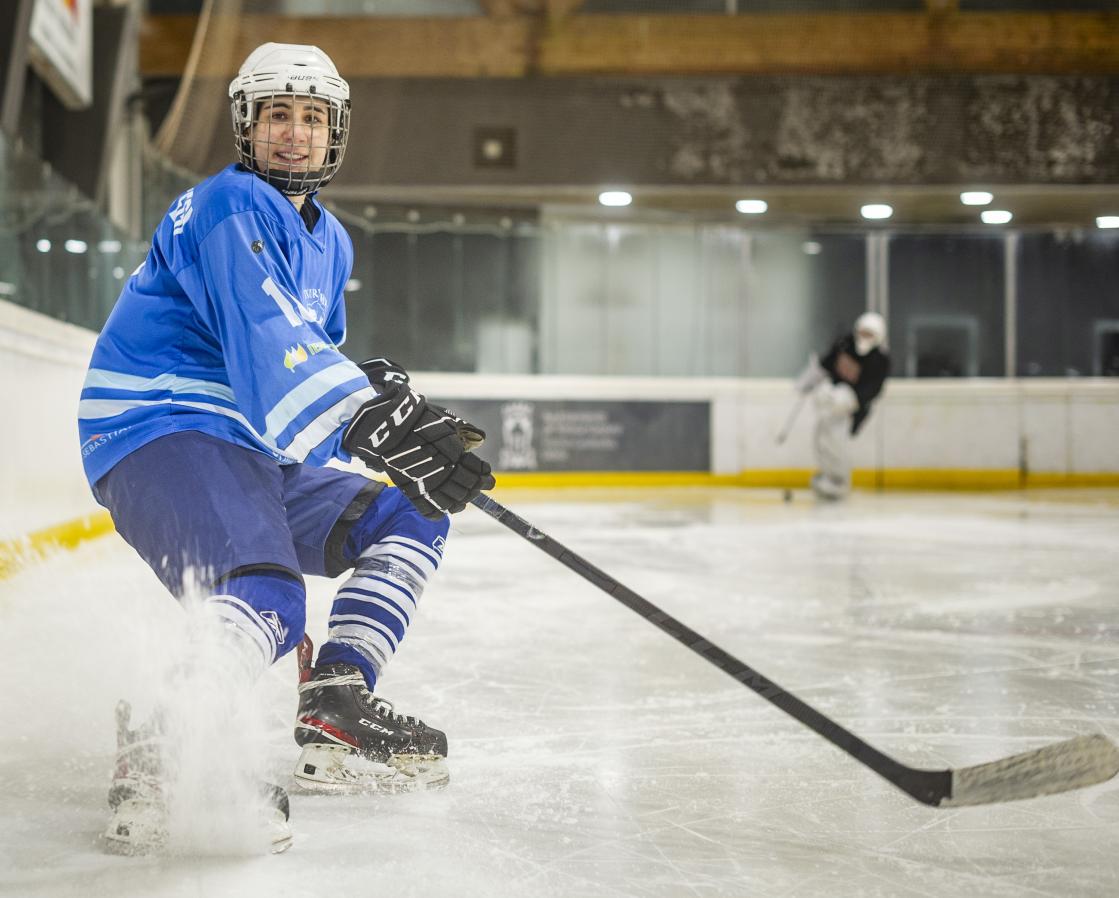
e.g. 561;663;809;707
102;800;293;856
101;798;169;856
293;743;450;794
269;819;294;854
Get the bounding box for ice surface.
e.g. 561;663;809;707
2;488;1118;897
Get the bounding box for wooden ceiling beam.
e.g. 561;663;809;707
140;12;1119;79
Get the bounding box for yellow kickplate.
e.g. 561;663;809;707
0;511;115;581
1;468;1116;581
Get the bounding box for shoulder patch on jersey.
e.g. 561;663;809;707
170;189;195;236
251;240;263;253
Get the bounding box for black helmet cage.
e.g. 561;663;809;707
231;84;351;196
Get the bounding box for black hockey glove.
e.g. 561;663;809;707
357;356;486;451
342;380;495;521
357;357;411;388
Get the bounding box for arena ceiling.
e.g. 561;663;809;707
140;3;1119;227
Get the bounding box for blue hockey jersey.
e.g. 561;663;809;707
78;164;376;488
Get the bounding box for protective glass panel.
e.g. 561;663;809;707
0;134;146;331
888;234;1006;377
1016;231;1119;377
744;232;867;376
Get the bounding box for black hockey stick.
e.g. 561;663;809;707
471;493;1119;807
775;392;807;445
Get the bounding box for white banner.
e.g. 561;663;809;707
28;0;93;109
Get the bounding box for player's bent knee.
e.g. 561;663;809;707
211;569;307;663
345;486;450;572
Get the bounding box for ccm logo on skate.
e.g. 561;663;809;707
359;718;395;735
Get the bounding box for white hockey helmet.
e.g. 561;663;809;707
854;312;886;355
229;43;351;195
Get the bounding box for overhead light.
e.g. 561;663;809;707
802;241;822;255
111;267;125;279
598;191;632;207
0;281;15;295
981;210;1013;224
97;239;122;253
344;279;362;292
65;239;88;254
1097;216;1119;229
860;204;893;220
36;238;51;252
735;199;767;214
960;191;993;206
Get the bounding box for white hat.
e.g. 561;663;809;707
854;312;886;354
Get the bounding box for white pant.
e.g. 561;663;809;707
812;383;857;499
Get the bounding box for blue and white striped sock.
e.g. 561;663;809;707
317;534;443;688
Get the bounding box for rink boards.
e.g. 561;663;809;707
2;296;1117;549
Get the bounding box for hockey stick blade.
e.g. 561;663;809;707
472;493;1119;808
942;734;1119;807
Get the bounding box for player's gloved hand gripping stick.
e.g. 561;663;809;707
343;358;494;521
469;494;1119;808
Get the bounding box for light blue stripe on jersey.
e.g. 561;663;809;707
262;363;374;461
263;361;367;442
82;368;236;403
77;367;362;461
78;397;259;437
280;389;375;461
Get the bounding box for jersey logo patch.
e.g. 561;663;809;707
169;189;194;236
283;341;333;371
284;345;309;371
262;276;325;327
302;288;328;321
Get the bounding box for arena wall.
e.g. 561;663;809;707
3;298;1116;544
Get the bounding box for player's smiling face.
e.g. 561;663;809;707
251;96;330;175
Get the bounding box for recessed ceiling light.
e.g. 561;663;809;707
961;191;993;206
64;239;88;254
735;199;767;214
35;238;51;253
981;210;1013;224
599;191;632;207
1096;215;1119;229
802;241;822;255
860;204;893;220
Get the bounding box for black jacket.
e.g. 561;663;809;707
820;334;890;435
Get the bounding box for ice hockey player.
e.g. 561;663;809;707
78;42;494;853
794;312;890;500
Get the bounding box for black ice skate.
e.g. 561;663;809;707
293;663;449;793
102;700;292;855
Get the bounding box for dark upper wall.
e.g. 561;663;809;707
174;74;1118;190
